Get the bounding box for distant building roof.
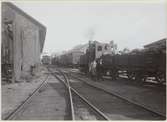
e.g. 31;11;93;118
2;2;46;52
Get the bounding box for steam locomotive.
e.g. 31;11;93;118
79;39;166;84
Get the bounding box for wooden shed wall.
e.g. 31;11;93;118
2;3;46;82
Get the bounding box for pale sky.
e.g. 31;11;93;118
12;1;167;54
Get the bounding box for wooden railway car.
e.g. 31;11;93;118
54;51;84;67
101;50;165;83
58;54;70;66
41;55;51;65
51;56;59;66
67;51;84;67
79;54;89;73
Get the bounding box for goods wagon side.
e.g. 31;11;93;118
79;54;89;73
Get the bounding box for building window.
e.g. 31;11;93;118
98;46;102;51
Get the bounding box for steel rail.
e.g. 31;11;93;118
69;73;166;118
48;68;75;120
70;86;110;120
4;74;49;120
57;68;110;120
62;72;75;120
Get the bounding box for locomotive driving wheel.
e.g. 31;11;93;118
134;72;146;83
155;72;165;84
110;68;118;80
127;71;135;80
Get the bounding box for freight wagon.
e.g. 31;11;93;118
68;51;84;67
41;55;51;65
101;49;166;83
79;54;89;72
53;51;84;68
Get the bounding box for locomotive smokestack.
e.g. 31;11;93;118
85;26;96;41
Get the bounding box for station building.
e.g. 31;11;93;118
2;2;46;83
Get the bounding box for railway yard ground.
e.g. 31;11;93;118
55;66;166;117
1;66;49;119
2;65;166;120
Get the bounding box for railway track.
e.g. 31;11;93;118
49;68;109;120
68;71;166;114
5;66;108;120
59;67;166;87
6;66;165;120
4;70;71;120
4;74;49;120
55;68;165;120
